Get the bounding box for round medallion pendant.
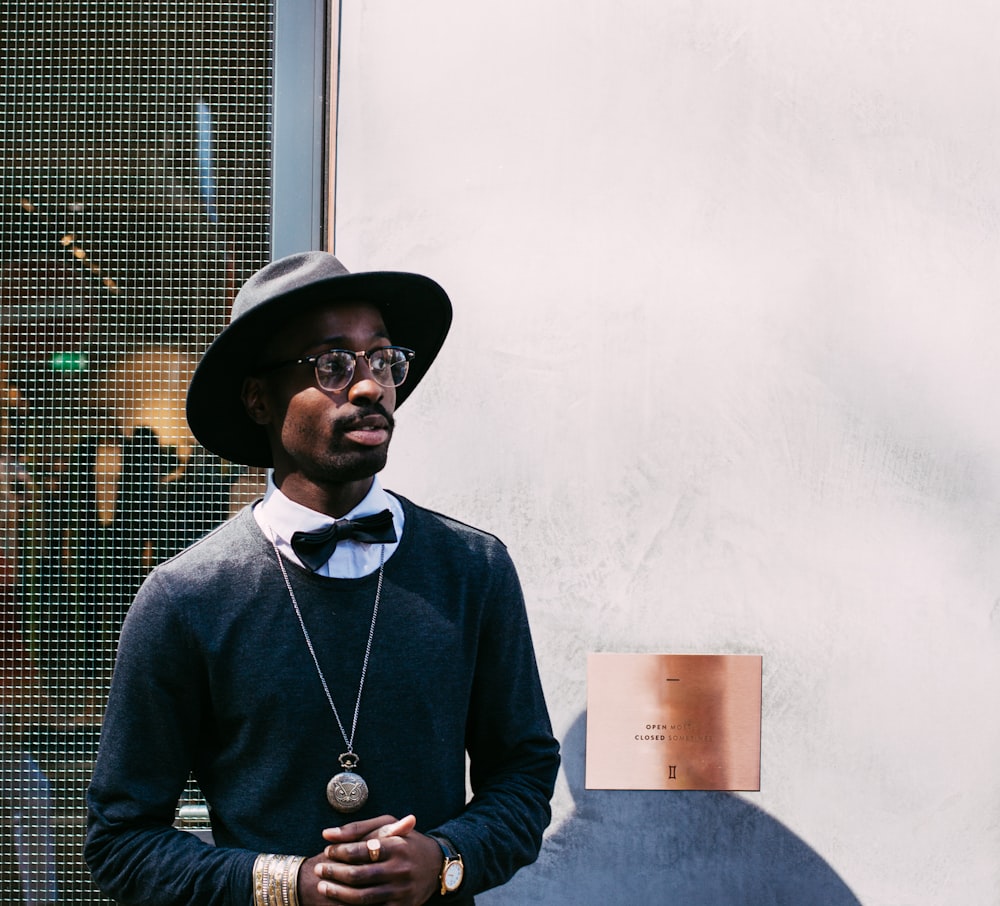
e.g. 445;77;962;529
327;770;369;813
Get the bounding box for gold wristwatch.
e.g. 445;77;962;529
428;834;464;895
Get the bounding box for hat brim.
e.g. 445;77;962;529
186;269;452;467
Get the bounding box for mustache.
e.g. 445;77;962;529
334;404;395;433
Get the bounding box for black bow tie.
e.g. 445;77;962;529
290;509;398;571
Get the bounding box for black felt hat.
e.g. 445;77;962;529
186;250;452;467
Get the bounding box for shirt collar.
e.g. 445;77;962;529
254;474;404;577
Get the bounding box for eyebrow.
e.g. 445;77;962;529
311;330;392;350
255;328;394;375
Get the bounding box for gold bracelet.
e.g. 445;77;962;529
286;856;305;906
253;853;273;906
268;855;287;906
253;853;305;906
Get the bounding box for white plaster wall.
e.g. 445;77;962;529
333;2;1000;903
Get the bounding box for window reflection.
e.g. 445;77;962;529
3;2;272;899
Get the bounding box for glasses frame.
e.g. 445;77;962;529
257;345;416;391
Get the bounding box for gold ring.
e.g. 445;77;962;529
367;838;382;863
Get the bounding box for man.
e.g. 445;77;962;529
85;251;560;906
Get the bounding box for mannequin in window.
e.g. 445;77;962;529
59;348;243;691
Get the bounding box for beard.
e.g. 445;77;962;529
300;404;396;484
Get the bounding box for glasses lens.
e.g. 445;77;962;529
369;348;411;387
314;350;355;390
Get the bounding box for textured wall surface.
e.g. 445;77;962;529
333;2;1000;903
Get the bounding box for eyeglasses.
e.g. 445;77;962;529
258;346;415;392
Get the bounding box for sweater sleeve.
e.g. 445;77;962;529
84;569;257;906
429;547;560;897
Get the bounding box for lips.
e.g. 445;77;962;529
338;412;392;447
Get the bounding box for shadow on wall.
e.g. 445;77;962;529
481;712;862;906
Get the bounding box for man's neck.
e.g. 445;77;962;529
272;474;375;519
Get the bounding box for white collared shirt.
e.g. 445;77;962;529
253;474;404;578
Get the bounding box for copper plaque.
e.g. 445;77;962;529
586;653;762;791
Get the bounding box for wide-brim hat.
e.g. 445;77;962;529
186;250;452;467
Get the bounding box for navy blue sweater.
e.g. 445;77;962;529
86;497;559;905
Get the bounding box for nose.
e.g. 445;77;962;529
346;355;385;405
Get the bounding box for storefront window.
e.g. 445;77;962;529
2;2;274;900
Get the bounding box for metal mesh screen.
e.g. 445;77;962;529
2;2;274;901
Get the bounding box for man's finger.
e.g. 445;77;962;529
374;814;416;839
322;814;400;843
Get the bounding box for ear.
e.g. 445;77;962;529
241;376;272;426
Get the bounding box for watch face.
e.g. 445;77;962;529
444;860;464;891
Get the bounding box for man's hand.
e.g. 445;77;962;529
297;814;442;905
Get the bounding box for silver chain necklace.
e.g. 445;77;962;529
266;522;383;813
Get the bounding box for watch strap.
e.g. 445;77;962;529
427;833;456;857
